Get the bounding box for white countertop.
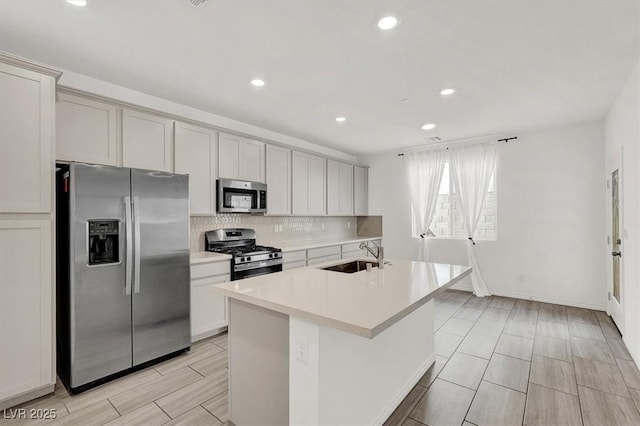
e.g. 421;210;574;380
190;251;231;264
278;236;381;252
214;259;471;338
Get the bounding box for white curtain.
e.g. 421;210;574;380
449;143;496;297
406;150;447;261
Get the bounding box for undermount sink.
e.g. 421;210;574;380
320;260;379;274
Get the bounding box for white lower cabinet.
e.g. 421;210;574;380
0;220;53;407
191;260;230;342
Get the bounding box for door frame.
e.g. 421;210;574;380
606;148;624;333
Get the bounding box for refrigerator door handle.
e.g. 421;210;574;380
133;196;141;294
124;196;133;296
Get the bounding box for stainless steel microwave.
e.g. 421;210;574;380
217;179;267;213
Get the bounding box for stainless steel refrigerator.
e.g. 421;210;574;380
56;162;190;392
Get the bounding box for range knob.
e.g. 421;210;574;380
246;257;252;262
269;253;274;258
240;257;245;262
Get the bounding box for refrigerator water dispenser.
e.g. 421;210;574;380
88;220;119;265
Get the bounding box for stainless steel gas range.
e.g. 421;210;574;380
204;228;283;280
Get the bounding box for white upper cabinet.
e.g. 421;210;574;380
327;160;354;216
265;144;291;215
56;93;117;166
354;166;369;215
218;132;265;183
0;62;55;213
174;122;217;215
292;151;326;215
122;109;173;172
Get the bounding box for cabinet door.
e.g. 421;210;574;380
266;145;291;215
191;274;229;341
0;220;53;400
56;93;117;166
122;109;173;172
327;160;353;216
218;132;241;180
307;154;326;215
239;139;265;183
0;63;54;213
174;122;217;215
291;151;309;215
354;166;369;215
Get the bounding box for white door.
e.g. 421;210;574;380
607;153;623;332
239;139;265;183
354;166;368;215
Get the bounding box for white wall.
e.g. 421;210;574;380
605;59;640;365
363;120;606;310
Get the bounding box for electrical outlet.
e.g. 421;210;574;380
321;223;325;231
296;337;309;364
279;224;284;232
347;221;351;229
274;224;279;233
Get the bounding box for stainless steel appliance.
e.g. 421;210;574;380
56;162;190;392
204;228;282;280
217;178;267;213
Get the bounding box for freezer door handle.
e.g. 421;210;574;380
133;196;141;294
124;196;133;296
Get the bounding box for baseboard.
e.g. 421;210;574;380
374;354;435;426
623;336;640;371
489;290;606;311
0;383;54;411
192;325;228;343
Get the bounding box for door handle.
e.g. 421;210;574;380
133;196;141;294
124;196;133;296
612;251;622;257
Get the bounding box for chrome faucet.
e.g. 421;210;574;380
359;241;384;269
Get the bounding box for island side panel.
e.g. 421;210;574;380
228;298;289;426
289;300;435;426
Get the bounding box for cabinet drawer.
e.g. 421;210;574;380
307;245;340;259
191;261;230;279
283;260;306;270
307;254;341;266
283;250;306;263
192;273;230;287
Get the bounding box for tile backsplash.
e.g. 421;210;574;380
191;215;364;252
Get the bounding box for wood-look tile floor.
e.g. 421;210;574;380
385;290;640;426
3;291;640;426
0;333;229;426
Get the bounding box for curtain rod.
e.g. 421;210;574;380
397;135;518;156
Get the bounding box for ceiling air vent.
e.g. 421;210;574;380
190;0;206;5
429;136;442;142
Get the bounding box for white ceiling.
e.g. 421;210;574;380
1;1;638;155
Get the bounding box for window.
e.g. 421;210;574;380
413;162;497;240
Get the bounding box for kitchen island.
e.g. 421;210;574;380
214;259;471;426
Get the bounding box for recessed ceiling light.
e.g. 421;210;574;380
421;123;436;130
335;117;346;122
377;16;398;30
66;0;87;6
251;79;265;87
440;88;455;96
